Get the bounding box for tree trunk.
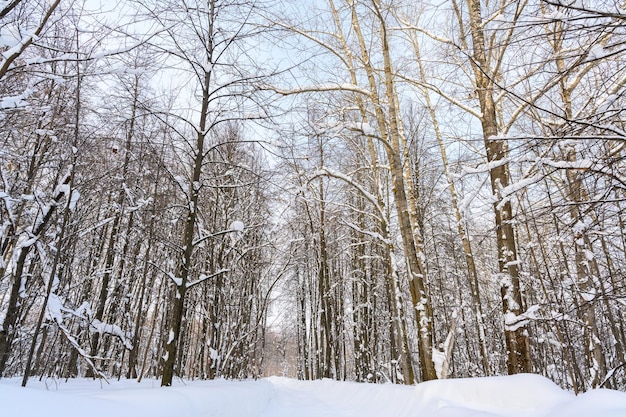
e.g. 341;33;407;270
348;0;437;381
466;0;531;374
410;31;491;376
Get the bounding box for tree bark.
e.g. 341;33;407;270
161;1;216;385
466;0;531;374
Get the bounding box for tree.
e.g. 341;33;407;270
463;0;531;375
135;0;271;386
0;0;64;376
270;0;438;382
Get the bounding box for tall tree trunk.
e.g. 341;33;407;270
346;0;437;381
22;172;74;386
410;31;491;376
161;98;206;386
87;74;141;374
161;0;216;381
0;174;72;376
466;0;531;374
563;145;606;388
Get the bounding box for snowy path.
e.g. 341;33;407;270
258;381;357;417
2;374;626;417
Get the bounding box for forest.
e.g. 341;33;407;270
1;0;625;393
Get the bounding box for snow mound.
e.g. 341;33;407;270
1;374;625;417
414;373;572;416
0;378;272;417
543;388;626;417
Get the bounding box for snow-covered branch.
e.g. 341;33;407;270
260;82;372;98
186;268;229;290
311;167;384;218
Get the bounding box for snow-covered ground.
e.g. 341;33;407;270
1;374;625;417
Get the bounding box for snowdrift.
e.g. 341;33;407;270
1;374;625;417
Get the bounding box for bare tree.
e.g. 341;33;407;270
134;0;272;386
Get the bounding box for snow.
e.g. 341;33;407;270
1;374;625;417
344;121;377;137
0;94;28;109
90;320;133;350
462;158;509;175
69;189;81;211
230;220;245;232
587;44;611;61
46;293;65;324
167;272;183;286
432;348;446;378
504;305;540;331
497;175;541;208
269;83;373;97
0;25;21;48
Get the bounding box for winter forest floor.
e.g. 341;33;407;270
2;373;626;417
